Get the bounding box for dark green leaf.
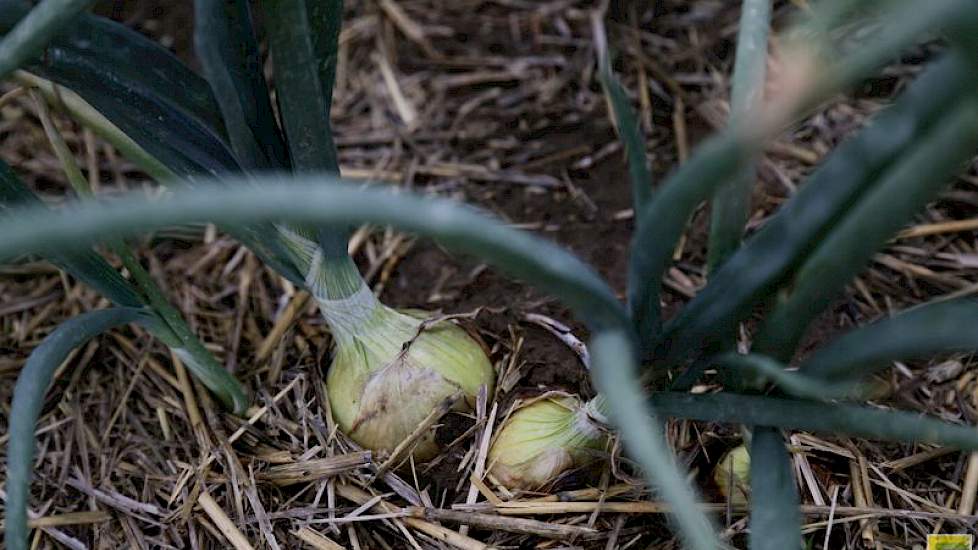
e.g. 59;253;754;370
650;391;978;449
0;1;238;178
261;0;348;260
656;52;978;366
194;0;289;170
0;4;306;283
629;131;753;356
749;427;801;550
262;0;342;173
754;97;978;359
717;353;855;401
0;0;94;80
802;299;978;381
5;307;150;550
591;331;717;550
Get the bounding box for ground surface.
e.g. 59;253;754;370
2;1;978;549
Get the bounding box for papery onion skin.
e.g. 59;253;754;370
713;444;751;505
283;228;496;461
488;394;608;490
326;300;495;460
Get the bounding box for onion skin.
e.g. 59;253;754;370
488;394;608;490
713;445;750;505
326;304;495;460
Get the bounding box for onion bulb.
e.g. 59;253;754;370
282;228;495;460
488;393;609;490
325;295;494;459
713;444;750;505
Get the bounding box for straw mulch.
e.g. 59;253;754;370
2;1;977;548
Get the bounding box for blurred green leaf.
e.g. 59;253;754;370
0;179;628;331
750;427;801;550
0;160;249;413
717;353;855;401
708;0;771;271
650;391;978;449
0;0;95;80
5;307;151;550
0;161;144;308
591;330;717;550
786;0;978;117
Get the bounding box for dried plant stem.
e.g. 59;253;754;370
294;527;346;550
336;484;489;550
958;453;978;514
197;491;256;550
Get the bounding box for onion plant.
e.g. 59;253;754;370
2;1;978;550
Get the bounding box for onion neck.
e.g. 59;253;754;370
583;393;610;427
277;225;381;344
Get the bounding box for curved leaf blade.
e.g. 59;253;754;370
4;307;149;550
802;299;978;381
0;178;628;331
0;7;306;284
0;1;238;178
0;161;145;307
650;391;978;449
749;427;801;550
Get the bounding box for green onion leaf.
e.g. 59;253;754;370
597;51;652;212
5;307;151;550
0;2;237;178
0;178;628;332
591;330;717;550
716;353;855;401
802;300;978;382
754;96;978;359
650;391;978;449
629;131;753;355
0;0;95;80
194;0;289;170
708;0;771;271
262;0;343;173
749;427;801;550
0;160;145;308
657;51;978;366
